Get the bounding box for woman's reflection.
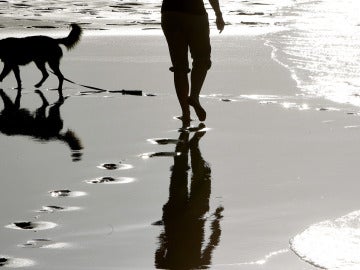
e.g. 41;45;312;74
0;89;83;161
155;126;224;269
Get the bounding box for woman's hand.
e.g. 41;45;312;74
216;14;225;33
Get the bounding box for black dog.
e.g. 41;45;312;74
0;24;82;96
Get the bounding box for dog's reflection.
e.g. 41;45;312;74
0;89;83;161
155;128;223;269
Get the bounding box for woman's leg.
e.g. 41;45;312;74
162;12;191;123
188;14;211;122
174;71;190;121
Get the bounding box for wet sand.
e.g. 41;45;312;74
1;32;360;269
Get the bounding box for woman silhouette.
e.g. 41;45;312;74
161;0;225;124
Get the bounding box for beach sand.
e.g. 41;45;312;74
1;32;360;269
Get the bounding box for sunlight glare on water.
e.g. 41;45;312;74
290;210;360;270
0;0;295;35
267;0;360;107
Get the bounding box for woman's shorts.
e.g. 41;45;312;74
161;12;212;73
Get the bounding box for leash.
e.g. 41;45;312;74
51;71;143;96
64;77;143;96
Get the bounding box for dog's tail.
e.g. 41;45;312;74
57;24;82;50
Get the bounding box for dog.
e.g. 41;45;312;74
0;24;82;97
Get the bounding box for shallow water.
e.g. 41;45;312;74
265;2;360;268
266;0;360;107
0;0;293;35
291;210;360;270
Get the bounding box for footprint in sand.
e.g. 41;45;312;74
0;256;35;268
49;190;87;198
317;107;340;112
37;205;82;213
84;176;136;184
221;98;236;102
5;221;57;231
179;124;210;133
97;162;133;170
0;257;8;267
139;152;181;159
19;239;69;249
147;138;181;145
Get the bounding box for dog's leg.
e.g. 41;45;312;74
48;59;64;97
34;61;49;88
0;88;21;112
12;65;22;89
34;90;49;122
14;89;22;110
0;63;12;83
35;89;49;106
0;88;13;108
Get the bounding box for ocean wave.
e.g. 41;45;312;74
267;0;360;107
0;0;295;35
291;210;360;269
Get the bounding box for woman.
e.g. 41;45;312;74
161;0;225;124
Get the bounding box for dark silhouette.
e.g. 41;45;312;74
0;89;83;162
0;24;82;98
155;127;223;269
161;0;225;124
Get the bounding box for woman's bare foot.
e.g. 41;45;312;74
188;97;206;121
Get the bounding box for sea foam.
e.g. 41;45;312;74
291;210;360;269
267;0;360;107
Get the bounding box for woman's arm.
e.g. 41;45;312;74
209;0;225;33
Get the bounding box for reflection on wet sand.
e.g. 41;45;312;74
155;127;223;269
0;89;83;161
